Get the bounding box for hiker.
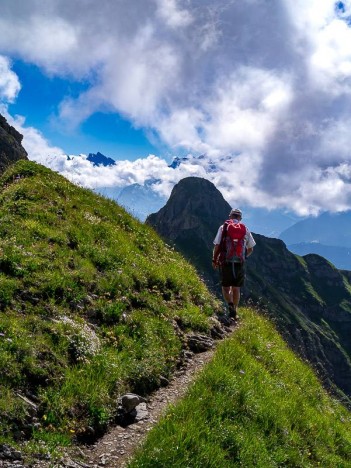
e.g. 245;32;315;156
212;208;255;320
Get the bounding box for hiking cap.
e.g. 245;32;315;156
229;208;242;218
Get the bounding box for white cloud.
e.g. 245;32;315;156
285;0;351;93
0;15;80;76
203;68;293;154
0;56;21;102
28;152;207;202
155;0;193;28
2;0;351;215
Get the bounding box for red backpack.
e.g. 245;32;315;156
219;219;247;264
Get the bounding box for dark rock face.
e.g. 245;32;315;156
0;114;28;174
147;176;351;404
147;177;231;290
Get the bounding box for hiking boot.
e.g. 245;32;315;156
228;303;238;320
217;313;232;326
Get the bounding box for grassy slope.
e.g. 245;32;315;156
129;308;351;468
246;235;351;404
0;161;220;459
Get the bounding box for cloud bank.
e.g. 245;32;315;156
1;0;351;215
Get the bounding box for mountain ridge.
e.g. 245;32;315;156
147;176;351;404
287;242;351;270
87;151;116;166
147;177;231;290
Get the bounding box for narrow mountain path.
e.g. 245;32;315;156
60;321;238;468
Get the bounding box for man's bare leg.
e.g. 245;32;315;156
222;286;233;305
222;286;240;319
232;287;240;308
222;286;240;306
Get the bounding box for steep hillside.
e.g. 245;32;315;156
130;308;351;467
247;234;351;403
147;177;351;405
0;114;28;174
0;161;221;463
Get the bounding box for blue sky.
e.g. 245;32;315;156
1;0;351;216
8;60;160;160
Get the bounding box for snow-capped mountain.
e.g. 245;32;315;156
168;156;189;169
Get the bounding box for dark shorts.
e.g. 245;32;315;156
220;262;245;287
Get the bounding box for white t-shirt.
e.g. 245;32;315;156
213;219;256;248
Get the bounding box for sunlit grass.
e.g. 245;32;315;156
129;308;351;467
0;160;221;460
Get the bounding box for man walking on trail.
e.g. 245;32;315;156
212;208;255;320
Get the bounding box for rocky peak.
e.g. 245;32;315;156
0;114;28;174
87;152;115;167
146;177;232;242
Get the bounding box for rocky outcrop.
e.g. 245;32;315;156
87;152;115;167
0;114;28;174
147;177;232;290
147;177;351;404
147;177;230;241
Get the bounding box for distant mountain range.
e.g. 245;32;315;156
280;211;351;247
86;152;302;234
147;176;351;404
117;181;167;221
287;243;351;270
280;211;351;270
81;153;351;270
87;152;166;221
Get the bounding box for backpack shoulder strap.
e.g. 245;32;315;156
221;220;232;240
218;220;230;264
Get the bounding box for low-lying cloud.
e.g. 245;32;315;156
1;0;351;215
